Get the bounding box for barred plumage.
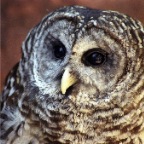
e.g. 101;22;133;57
1;6;144;144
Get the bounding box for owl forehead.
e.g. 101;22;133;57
45;6;143;49
24;6;143;60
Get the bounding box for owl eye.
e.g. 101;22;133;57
82;48;107;66
53;44;66;59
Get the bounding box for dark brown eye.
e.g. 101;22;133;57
82;48;107;66
53;44;66;59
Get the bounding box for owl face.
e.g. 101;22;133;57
21;6;143;108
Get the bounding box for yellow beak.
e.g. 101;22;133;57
61;67;77;94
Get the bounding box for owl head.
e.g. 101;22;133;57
20;6;144;108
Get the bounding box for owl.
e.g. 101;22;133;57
1;6;144;144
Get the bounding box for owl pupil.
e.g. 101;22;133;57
82;48;106;66
88;52;104;65
54;45;66;59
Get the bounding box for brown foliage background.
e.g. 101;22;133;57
1;0;144;91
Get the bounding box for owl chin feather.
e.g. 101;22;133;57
1;5;144;144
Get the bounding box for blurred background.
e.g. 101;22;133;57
1;0;144;91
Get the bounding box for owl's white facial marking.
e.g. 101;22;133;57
71;30;121;94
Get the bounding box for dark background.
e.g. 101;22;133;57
1;0;144;91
